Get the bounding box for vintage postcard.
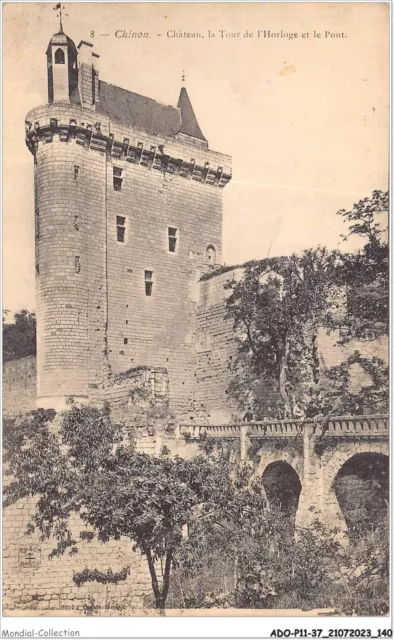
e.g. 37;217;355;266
2;0;390;630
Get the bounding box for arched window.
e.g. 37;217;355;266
54;48;65;64
206;244;216;264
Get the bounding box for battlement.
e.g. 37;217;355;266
25;105;231;188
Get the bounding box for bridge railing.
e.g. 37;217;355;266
321;415;389;436
178;414;389;440
178;424;242;439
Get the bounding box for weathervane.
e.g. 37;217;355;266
181;70;186;85
53;3;68;33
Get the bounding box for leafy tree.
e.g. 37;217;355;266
338;189;388;247
323;352;389;415
224;192;389;419
3;309;37;362
337;190;389;340
3;404;236;610
224;248;340;416
314;190;390;415
174;453;346;612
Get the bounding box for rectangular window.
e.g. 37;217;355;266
116;216;126;243
113;166;123;191
145;270;153;297
168;227;178;253
75;256;81;274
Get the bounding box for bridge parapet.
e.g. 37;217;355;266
317;414;388;437
178;415;389;441
179;423;241;439
248;420;300;438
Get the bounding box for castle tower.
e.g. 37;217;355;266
25;27;232;414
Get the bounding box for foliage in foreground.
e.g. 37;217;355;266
173;516;389;616
3;405;389;614
3;405;250;609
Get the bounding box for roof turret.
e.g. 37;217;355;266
177;86;207;142
46;30;77;56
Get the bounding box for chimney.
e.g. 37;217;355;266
77;41;99;108
92;52;100;105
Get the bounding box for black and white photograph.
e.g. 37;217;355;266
1;1;390;630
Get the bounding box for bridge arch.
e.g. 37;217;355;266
256;449;302;480
322;443;389;539
332;452;389;538
322;440;389;492
260;459;302;528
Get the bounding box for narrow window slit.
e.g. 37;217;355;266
168;227;178;253
116;216;126;243
113;166;123;191
145;270;153;296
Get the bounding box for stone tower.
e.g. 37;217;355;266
25;27;232;414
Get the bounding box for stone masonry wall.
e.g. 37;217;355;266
2;497;152;612
2;357;37;415
3;267;388;421
104;129;225;418
318;328;389;395
195;269;244;423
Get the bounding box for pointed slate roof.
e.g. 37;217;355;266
96;81;181;138
177;86;207;142
46;30;77;55
94;82;208;142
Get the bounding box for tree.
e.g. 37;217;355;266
3;404;236;610
316;190;390;415
323;351;389;414
338;189;388;247
224;248;340;416
3;309;36;362
224;192;389;419
337;190;389;340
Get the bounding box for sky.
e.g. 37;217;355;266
2;2;389;314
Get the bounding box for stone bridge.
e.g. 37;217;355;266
177;415;389;536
